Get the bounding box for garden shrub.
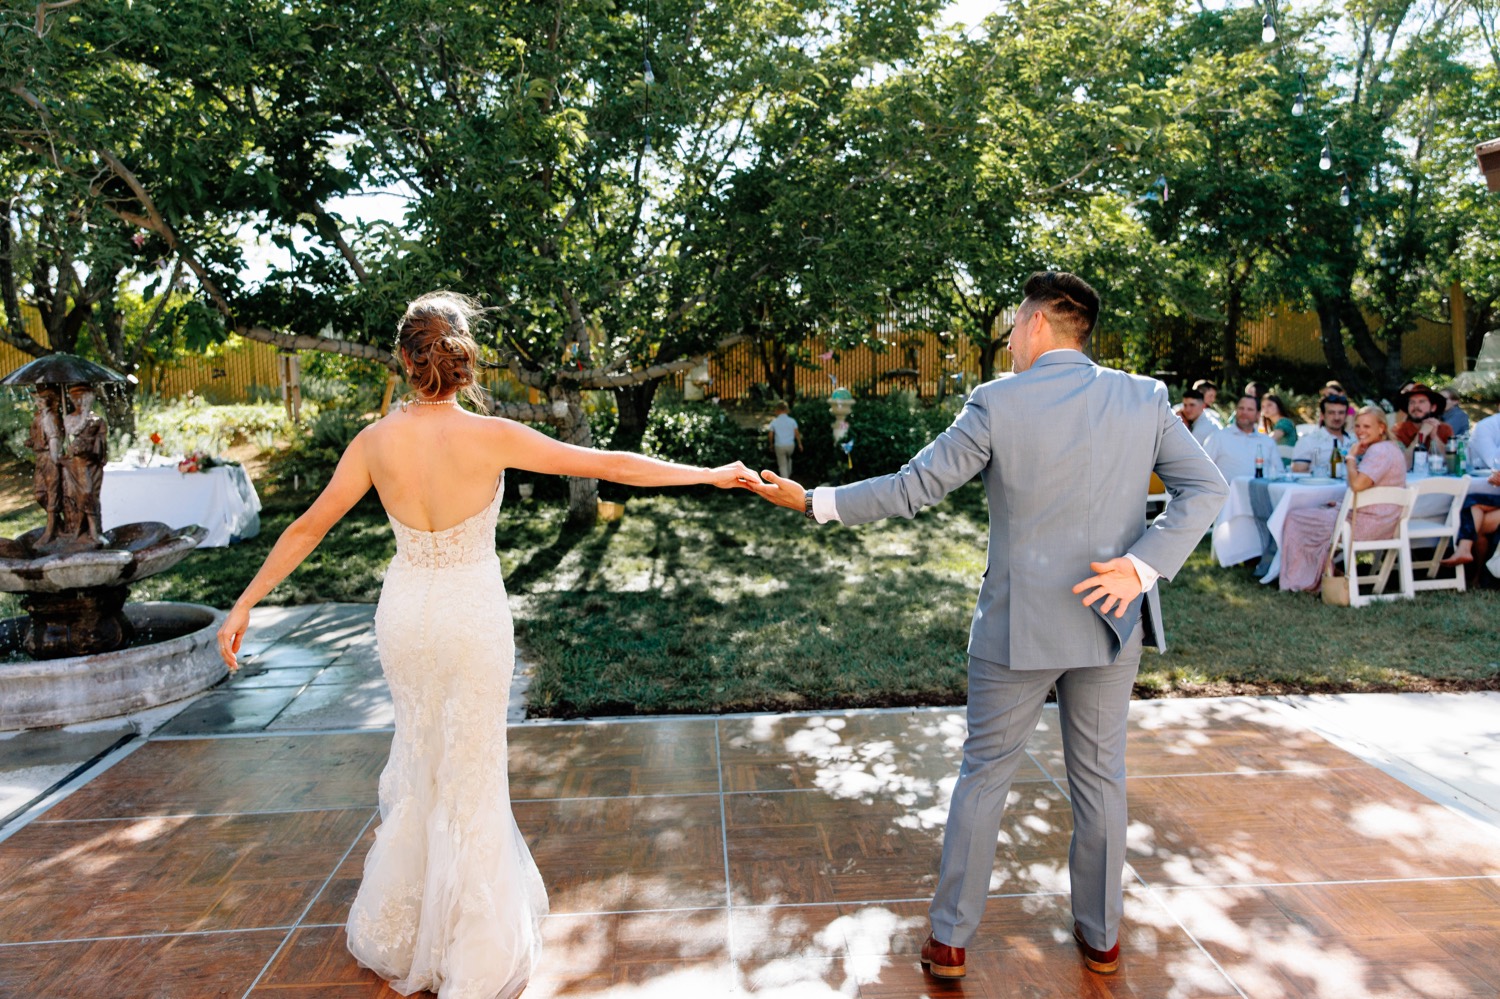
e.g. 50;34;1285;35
0;395;34;470
640;404;760;469
267;409;375;491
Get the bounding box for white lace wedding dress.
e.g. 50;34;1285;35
347;479;548;998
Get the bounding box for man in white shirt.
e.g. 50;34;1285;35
1470;412;1500;470
1178;389;1216;447
1206;395;1284;480
1173;380;1223;434
766;402;802;479
1290;396;1355;474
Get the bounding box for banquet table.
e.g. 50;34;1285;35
1214;471;1500;584
1213;475;1347;575
101;460;262;547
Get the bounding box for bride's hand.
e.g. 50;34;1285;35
216;604;250;673
710;461;763;490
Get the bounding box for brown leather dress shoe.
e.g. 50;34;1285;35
1073;923;1120;974
920;934;966;979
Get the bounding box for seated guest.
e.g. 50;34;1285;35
1439;470;1500;569
1207;395;1285;480
1194;379;1225;429
1322;380;1358;419
1260;394;1297;446
1178;388;1217;447
1291;395;1355;473
1471;411;1500;470
1440;387;1469;436
1281;407;1406;593
1392;383;1453;459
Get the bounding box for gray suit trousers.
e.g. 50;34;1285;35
928;627;1143;952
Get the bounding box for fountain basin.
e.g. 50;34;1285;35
0;523;206;592
0;602;226;731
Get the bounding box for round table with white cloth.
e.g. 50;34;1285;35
101;460;262;547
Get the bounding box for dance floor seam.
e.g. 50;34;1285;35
4;700;1500;998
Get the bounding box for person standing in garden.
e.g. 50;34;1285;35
744;271;1226;981
767;401;803;479
215;292;760;999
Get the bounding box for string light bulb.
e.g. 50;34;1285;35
1339;184;1350;207
1261;13;1276;43
1292;73;1306;117
643;58;655;85
1319;139;1332;171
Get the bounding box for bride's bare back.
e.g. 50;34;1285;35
362;405;508;532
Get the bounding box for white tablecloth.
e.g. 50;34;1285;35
1216;472;1500;584
1212;476;1348;580
101;463;262;547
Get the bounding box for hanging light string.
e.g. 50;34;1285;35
642;0;653;157
1260;0;1352;206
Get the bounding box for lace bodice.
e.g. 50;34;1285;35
388;480;503;570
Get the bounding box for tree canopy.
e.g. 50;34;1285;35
3;0;1497;516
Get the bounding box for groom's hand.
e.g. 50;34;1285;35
1072;557;1142;618
745;470;807;512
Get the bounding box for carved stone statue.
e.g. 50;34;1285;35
27;385;64;546
62;383;108;545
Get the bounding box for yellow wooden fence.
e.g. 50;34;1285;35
0;300;1461;403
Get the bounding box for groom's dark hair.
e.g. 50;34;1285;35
1022;271;1100;345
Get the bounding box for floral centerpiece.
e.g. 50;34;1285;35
177;450;239;474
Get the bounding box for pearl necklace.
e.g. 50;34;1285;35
399;396;458;411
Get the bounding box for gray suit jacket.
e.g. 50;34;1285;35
833;350;1227;670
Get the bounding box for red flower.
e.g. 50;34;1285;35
150;433;162;446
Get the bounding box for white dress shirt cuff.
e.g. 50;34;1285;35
810;487;841;524
1124;553;1160;592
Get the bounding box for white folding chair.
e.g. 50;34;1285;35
1407;476;1470;592
1147;472;1170;518
1330;485;1417;606
1277;443;1296;461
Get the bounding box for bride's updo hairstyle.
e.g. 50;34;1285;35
396;291;487;408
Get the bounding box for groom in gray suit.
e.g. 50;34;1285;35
747;272;1226;978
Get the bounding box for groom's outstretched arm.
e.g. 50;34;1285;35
744;392;992;523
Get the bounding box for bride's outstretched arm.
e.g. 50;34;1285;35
492;418;762;489
215;433;374;670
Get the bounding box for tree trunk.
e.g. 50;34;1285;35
1340;301;1396;399
1222;276;1243;392
1314;294;1364;397
975;306;1004;383
755;335;797;402
1468;300;1495;363
611;378;660;453
556;387;598;527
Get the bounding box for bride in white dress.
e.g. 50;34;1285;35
216;292;758;997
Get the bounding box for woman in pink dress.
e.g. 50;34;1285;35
1281;406;1406;593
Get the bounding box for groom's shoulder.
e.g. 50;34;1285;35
1094;364;1169;401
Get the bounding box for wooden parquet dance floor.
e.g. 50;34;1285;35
3;700;1499;998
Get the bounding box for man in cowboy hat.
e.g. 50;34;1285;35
1393;383;1453;456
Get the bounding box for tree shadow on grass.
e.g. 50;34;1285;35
506;517;622;594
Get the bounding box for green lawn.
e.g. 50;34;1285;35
3;481;1496;716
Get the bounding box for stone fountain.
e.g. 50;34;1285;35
0;354;225;730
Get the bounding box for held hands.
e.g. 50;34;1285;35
744;470;807;511
1072;557;1143;619
216;604;249;673
710;461;765;490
